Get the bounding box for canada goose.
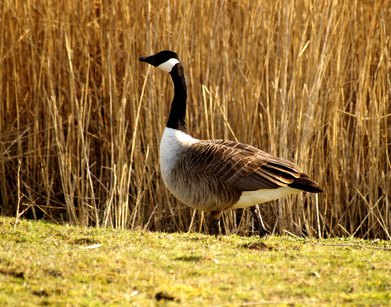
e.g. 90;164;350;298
139;50;323;235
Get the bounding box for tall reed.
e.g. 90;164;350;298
0;0;389;238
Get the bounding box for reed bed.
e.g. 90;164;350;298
0;0;390;238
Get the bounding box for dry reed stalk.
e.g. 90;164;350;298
0;0;389;238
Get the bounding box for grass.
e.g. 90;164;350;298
1;217;390;306
0;0;390;238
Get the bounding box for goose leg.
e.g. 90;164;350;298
251;205;268;238
210;211;222;236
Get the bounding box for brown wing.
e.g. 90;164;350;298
184;139;322;192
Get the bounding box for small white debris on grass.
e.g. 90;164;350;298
129;289;140;298
80;243;102;249
309;271;321;278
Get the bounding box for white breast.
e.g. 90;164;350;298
159;128;198;181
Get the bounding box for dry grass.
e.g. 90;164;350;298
0;0;390;238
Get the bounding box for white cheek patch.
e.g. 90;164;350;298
157;58;180;72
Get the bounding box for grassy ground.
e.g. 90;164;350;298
0;217;390;306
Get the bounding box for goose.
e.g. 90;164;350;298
139;50;323;235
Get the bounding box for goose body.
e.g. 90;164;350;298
140;50;322;233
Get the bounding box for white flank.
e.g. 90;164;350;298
233;187;301;209
160;128;198;179
157;58;180;72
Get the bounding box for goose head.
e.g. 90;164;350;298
139;50;180;73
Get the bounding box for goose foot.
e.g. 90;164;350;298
251;205;269;238
210;211;222;236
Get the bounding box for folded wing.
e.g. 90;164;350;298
184;139;322;193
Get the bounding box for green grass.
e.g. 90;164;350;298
0;217;390;306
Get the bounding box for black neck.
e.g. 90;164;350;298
166;64;187;131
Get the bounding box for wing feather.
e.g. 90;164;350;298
184;139;306;192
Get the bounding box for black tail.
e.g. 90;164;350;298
288;173;323;193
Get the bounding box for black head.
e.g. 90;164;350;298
139;50;180;72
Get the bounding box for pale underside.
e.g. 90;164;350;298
233;187;301;209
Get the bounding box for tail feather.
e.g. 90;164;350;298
288;173;323;193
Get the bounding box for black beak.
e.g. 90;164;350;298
139;54;155;65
